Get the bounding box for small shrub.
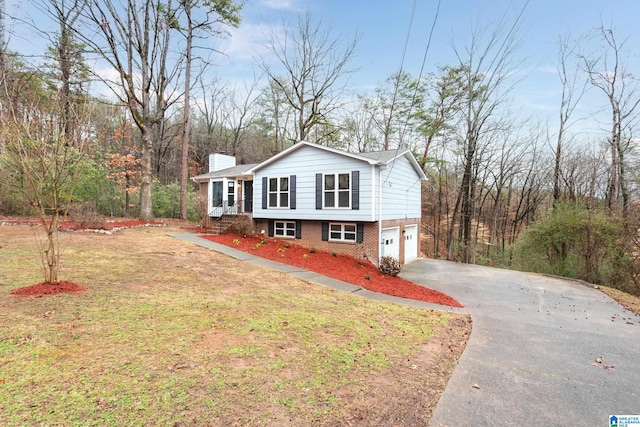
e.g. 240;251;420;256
379;256;402;276
284;243;290;248
67;202;105;229
310;248;316;254
233;239;240;245
364;275;371;280
303;254;309;259
331;252;337;257
225;217;252;235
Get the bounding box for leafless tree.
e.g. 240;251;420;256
340;95;381;153
258;11;358;145
447;9;526;263
1;84;93;283
552;34;587;205
173;0;241;219
581;25;640;218
77;0;181;221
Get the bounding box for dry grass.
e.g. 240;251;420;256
599;286;640;316
0;223;470;426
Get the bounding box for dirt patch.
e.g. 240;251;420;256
333;315;471;426
202;233;463;308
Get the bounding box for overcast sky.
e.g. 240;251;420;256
221;0;640;138
7;0;640;139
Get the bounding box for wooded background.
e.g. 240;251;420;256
1;1;639;294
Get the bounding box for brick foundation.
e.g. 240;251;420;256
250;218;420;266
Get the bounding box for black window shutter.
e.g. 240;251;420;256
352;171;360;210
290;175;296;209
262;177;268;209
315;173;322;209
268;220;274;237
356;223;364;243
321;222;329;241
295;221;302;239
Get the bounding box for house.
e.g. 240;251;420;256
192;141;426;265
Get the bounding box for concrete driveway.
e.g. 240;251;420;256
400;259;640;427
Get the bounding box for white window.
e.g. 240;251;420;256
324;173;350;208
268;177;289;208
329;223;356;242
275;221;296;238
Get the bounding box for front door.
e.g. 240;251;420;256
211;181;223;207
244;181;253;213
210;181;223;217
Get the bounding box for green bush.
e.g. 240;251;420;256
512;202;618;284
152;183;200;220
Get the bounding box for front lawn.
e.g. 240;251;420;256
0;223;470;426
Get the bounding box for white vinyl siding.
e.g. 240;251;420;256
329;223;357;242
379;155;422;220
253;145;374;221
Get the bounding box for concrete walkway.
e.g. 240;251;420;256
401;259;640;427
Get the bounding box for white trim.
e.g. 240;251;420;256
381;226;401;260
322;171;352;209
274;221;296;238
252;140;384;172
267;176;290;209
404;224;419;262
329;222;357;242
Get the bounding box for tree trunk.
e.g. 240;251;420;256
139;127;153;222
179;2;194;220
44;211;60;283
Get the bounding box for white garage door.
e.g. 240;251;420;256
381;227;400;260
404;224;419;262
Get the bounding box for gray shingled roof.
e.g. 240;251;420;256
192;163;258;181
357;149;407;164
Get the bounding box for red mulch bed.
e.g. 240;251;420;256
0;216;164;231
10;281;86;297
59;219;165;231
201;234;463;308
3;217;163;298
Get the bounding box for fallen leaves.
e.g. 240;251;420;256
593;356;615;371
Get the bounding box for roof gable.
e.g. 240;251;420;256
252;141;426;180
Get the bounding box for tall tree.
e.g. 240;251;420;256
552;34;586;206
373;71;426;150
173;0;241;219
581;25;640;218
416;65;466;167
35;0;90;143
448;13;526;263
259;11;358;145
256;78;294;152
77;0;181;221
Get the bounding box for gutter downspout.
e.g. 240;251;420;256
377;164;385;266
